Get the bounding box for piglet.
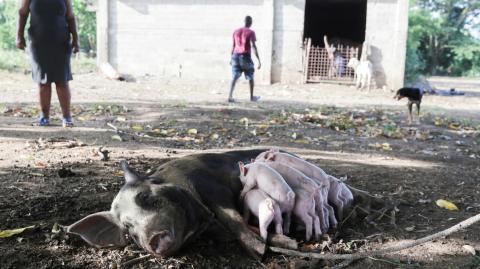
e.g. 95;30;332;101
327;175;354;221
243;189;283;240
239;162;295;233
256;151;338;229
263;161;323;239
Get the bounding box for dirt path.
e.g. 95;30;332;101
0;71;479;268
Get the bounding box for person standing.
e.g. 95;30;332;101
228;16;261;103
16;0;80;127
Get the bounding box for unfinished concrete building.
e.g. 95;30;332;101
97;0;409;90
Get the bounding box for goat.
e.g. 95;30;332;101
347;58;373;91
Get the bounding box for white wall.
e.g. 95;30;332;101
108;0;273;83
101;0;409;88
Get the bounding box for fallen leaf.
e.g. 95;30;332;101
115;170;124;177
462;245;476;255
405;226;415;232
51;223;61;234
448;122;461;130
239;117;249;127
131;125;144;131
382;143;392;151
0;225;35;238
117;116;127;122
210;133;219;140
187;129;198;135
35;161;46;168
111;135;122;142
436;199;459;211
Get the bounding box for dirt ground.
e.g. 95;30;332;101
0;70;479;269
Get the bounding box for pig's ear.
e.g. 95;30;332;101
120;160;142;184
67;211;126;248
265;152;275;161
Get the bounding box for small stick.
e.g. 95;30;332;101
269;212;480;260
121;254;152;268
107;122;118;131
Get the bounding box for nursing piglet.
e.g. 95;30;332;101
263;162;323;240
327;175;354;220
243;189;283;240
239;162;295;233
256;151;338;229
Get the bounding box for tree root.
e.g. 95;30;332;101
269;212;480;260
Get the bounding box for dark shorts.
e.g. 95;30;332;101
231;53;254;81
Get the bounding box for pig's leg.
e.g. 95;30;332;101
315;195;329;233
272;202;284;235
335;199;344;221
298;213;313;241
326;203;338;228
242;200;251;224
213;206;265;259
283;212;292;234
258;199;275;241
311;212;322;240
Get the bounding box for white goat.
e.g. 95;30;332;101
347;58;373;91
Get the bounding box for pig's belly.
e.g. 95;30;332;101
155;149;267;209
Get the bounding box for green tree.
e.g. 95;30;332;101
406;0;480;79
0;0;18;50
0;0;96;53
73;0;96;53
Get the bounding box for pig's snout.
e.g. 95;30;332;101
149;230;174;256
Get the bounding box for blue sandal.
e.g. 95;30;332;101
39;117;50;126
62;117;74;128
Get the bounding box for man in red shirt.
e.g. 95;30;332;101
228;16;261;103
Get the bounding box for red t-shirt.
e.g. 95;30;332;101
233;27;257;54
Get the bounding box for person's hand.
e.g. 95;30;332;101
16;36;26;50
72;39;80;53
257;61;261;70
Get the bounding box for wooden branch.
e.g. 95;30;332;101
269;212;480;260
121;254;152;268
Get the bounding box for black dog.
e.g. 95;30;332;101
394;87;423;124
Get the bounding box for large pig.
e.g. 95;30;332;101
238;162;296;233
243;189;283;240
68;150;288;259
262;161;325;238
256;151;342;228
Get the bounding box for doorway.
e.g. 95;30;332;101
303;0;367;83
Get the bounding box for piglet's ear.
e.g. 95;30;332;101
67;211;126;248
238;161;245;175
265;152;275;161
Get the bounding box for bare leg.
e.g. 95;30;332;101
39;83;52;118
228;74;241;102
55;81;71;118
249;79;254;100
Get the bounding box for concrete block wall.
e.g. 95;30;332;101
365;0;409;90
108;0;273;83
99;0;409;88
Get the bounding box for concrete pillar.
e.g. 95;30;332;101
96;0;109;66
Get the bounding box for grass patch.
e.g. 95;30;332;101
0;49;96;74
